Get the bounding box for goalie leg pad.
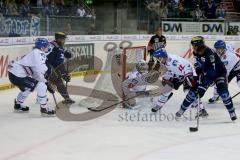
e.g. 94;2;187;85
123;92;137;108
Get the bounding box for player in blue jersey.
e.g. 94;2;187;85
46;32;75;104
176;36;237;121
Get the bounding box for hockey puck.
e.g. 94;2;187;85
189;127;198;132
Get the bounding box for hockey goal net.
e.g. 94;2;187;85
122;46;147;81
78;46;147;107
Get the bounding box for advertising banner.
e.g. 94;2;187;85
162;21;225;35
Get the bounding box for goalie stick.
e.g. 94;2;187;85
88;90;162;112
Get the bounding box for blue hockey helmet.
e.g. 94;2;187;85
35;38;49;49
153;48;168;58
214;40;226;49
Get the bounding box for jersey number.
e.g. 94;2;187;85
178;65;184;72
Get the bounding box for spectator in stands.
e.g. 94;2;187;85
178;0;186;17
192;4;206;21
157;0;168;18
55;0;65;15
216;3;226;19
204;0;217;19
19;0;31;17
42;0;53;17
76;4;85;17
37;0;42;7
5;0;19;16
167;0;178;18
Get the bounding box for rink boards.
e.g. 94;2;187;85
1;35;240;90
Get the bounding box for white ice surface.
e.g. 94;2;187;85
0;77;240;160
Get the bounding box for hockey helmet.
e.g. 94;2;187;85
191;36;205;46
153;48;168;58
55;32;67;40
214;40;226;49
35;38;49;49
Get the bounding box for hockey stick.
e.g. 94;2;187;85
209;91;240;104
189;93;200;132
52;93;59;109
88;90;161;112
189;75;202;132
232;91;240;99
66;59;69;90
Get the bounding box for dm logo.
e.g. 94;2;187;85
163;23;182;32
202;24;223;33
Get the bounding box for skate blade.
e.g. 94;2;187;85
62;101;75;105
14;110;29;113
41;113;56;117
195;115;209;119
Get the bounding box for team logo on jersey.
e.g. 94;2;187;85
201;57;205;62
172;60;178;66
154;38;159;43
209;55;215;63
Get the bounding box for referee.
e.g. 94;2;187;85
147;26;166;71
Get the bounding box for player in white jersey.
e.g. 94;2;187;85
8;38;56;116
121;60;149;108
209;40;240;103
151;48;208;117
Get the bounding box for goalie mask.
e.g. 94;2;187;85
153;48;168;64
136;60;148;74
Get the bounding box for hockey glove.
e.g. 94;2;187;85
62;73;71;82
46;82;55;94
185;75;197;88
194;62;203;75
64;50;73;59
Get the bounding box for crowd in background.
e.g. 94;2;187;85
146;0;229;20
0;0;95;19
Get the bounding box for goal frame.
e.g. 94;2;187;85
122;46;147;82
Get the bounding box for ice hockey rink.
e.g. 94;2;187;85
0;75;240;160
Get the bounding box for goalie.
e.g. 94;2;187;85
121;60;149;108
